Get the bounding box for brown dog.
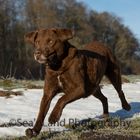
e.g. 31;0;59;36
24;28;131;137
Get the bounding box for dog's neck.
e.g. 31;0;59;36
58;41;77;75
58;41;77;74
46;41;78;75
62;41;76;59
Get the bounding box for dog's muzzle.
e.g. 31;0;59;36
34;53;47;64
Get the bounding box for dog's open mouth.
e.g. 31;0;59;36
46;52;62;69
46;51;56;66
47;51;55;58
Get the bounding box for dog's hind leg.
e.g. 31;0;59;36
92;87;109;118
105;65;131;111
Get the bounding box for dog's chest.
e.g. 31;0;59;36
57;75;63;88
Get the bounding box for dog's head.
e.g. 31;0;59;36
24;28;74;66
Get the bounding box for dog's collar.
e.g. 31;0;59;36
57;47;77;75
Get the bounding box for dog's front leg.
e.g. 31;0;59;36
48;87;84;124
25;84;56;138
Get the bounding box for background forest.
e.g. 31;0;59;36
0;0;140;79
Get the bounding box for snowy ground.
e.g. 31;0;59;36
0;82;140;137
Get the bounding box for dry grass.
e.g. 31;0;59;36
0;90;23;98
25;83;43;89
2;117;139;140
0;79;43;90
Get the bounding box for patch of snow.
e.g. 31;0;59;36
0;82;140;137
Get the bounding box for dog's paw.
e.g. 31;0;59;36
122;103;131;111
25;128;38;138
97;113;109;120
102;113;109;119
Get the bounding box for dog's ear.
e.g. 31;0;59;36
52;29;74;41
24;31;38;44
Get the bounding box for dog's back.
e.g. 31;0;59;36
84;40;120;77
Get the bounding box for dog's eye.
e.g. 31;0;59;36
49;40;53;44
47;39;55;47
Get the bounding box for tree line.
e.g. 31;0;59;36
0;0;140;79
